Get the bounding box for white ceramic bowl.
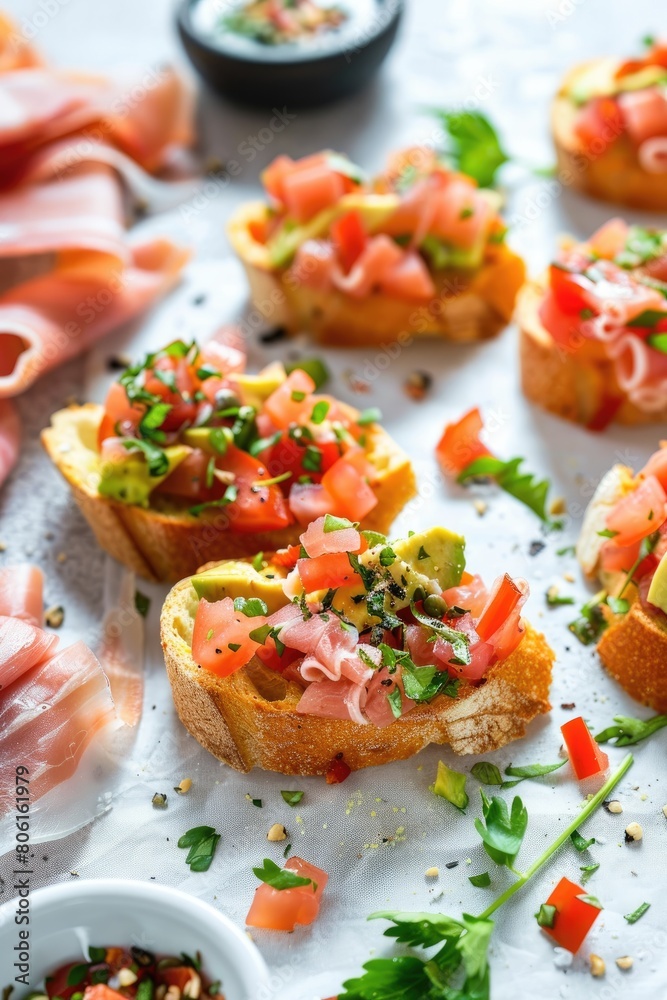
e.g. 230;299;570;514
0;879;270;1000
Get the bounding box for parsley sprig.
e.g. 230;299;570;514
430;110;509;188
458;456;558;526
595;713;667;746
338;755;634;1000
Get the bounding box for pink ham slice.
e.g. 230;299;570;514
300;516;361;558
0;165;128;260
618;88;667;145
0;616;58;692
280;612;372;686
0;639;117;811
0;238;190;397
296;675;368;725
364;666;415;728
0;564;43;625
0;397;19;488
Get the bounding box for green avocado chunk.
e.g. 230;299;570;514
322;526;466;632
98;444;189;506
647;553;667;616
191;560;287;613
568;60;667;105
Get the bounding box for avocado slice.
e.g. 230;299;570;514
315;527;466;632
567;59;667;105
98;444;189;506
647;553;667;616
191;560;287;613
392;527;466;591
267;193;400;269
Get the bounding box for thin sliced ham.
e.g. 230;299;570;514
0;238;190;397
0;639;117;811
0;397;19;487
0;165;128;260
296;675;368;725
0;564;43;625
280;611;372;686
0;615;58;691
332;235;404;298
364;666;415;728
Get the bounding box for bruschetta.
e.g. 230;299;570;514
42;339;415;582
553;40;667;209
227;148;526;346
575;442;667;710
517;219;667;429
160;517;554;775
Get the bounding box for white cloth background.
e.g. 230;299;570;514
1;1;666;997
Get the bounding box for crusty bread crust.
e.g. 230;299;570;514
597;602;667;712
552;61;667;211
41;402;417;582
160;568;554;773
228;202;526;346
517;280;667;427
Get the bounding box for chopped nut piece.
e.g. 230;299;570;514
604;800;623;814
174;778;192;795
624;821;643;842
57;552;67;563
589;954;605;977
473;499;487;516
0;540;6;551
563;571;575;583
615;956;633;971
267;823;288;842
44;605;64;628
152;792;168;809
550;496;566;516
425;867;439;878
662;804;667;819
118;969;139;987
404;370;432;401
165;987;181;1000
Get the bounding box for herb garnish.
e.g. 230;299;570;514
253;858;316;891
410;603;471;665
571;829;595;852
458;455;557;525
624;901;650;924
178;825;221;872
595;713;667;746
281;790;305;806
431;109;509;187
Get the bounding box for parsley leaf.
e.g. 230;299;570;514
178;825;221;872
471;761;503;785
253;858;316;891
571;829;595;852
458;455;553;523
189;483;238;517
595;713;667;746
469;872;491;888
431;109;509;187
410;604;471;665
233;596;269;617
475;791;528;868
120;438;169;477
280;790;304;806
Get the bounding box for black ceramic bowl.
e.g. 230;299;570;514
176;0;404;109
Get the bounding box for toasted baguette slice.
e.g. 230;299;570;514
517;279;667;426
228;202;526;347
552;60;667;211
160;565;554;774
42;404;416;583
597;601;667;712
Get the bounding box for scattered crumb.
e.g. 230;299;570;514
425;867;439;878
404;370;432;401
56;552;67;564
473;499;487;517
563;571;575;583
174;779;192;795
267;823;288;842
0;541;6;552
615;956;633;971
589;954;605;977
152;792;168;809
529;540;546;557
604;800;623;814
550;496;567;516
44;605;64;628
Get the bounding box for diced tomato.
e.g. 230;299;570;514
263;369;316;430
587;218;629;259
289;481;338;525
641;445;667;491
321;458;378;521
83;988;125;1000
156;449;210;498
297;552;362;592
648;43;667;69
98;380;144;445
262;154;298;203
549;264;596;315
430;177;490;251
265;432;342;488
192;596;266;677
561;716;609;780
342;444;379;484
271;544;302;569
255;637;301;673
325;755;351;783
573;96;624;152
246;857;329;931
330;210;367;272
300;515;361;558
219;446;294;533
586;393;624;432
435;407;492;475
618;88;667;144
542;877;602;953
475;574;523;642
281;161;345;224
605;474;667;547
381;250;436;300
599;538;641;573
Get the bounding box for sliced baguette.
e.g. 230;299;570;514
160;565;554;774
552;60;667;211
597;601;667;712
42;403;416;583
228;201;526;347
517;279;667;426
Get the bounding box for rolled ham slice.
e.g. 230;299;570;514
0;615;58;692
0;564;44;625
0;237;191;397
